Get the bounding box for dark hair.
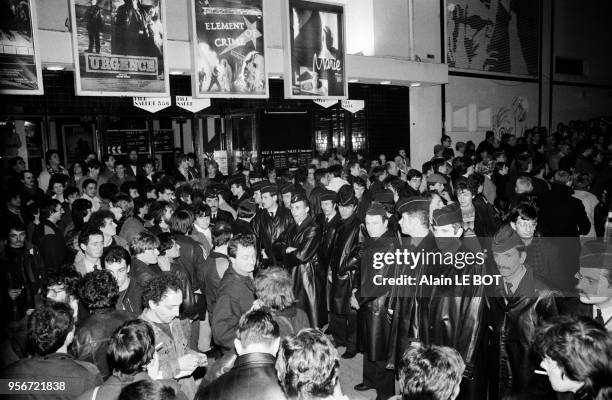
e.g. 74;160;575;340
99;183;120;201
40;199;62;220
422;161;433;174
27;302;74;356
157;182;174;195
142;274;182;305
82;178;97;190
72;198;93;231
175;184;193;202
398;343;465;400
148;201;172;225
228;233;256;258
237;308;280;347
169;208;194;235
191;202;211;218
87;159;101;171
314;168;328;183
45;149;61;164
88;209;116;231
327;164;343;178
108;319;156;376
157;232;176;256
508;202;539;223
79;270;119;309
45;266;81;299
212;221;233;247
103;246;131;269
431;158;446;173
64;186;80;199
535;316;612;400
276;329;340;399
121;181;139;196
119;381;177;400
78;226;104;247
407;169;423;180
112;193;134;217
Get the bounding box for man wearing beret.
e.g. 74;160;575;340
315;190;342;328
205;190;234;226
561;240;612;332
273;194;322;328
428;203;488;400
487;225;558;400
327;188;362;359
353;202;398;400
250;180;266;210
309;168;331;218
252;183;294;267
386;197;438;373
371;189;399;236
280;182;296;210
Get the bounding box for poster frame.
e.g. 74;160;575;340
190;0;269;99
0;0;44;95
282;0;348;100
69;0;170;97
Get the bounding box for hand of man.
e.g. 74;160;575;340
8;289;21;300
286;247;297;253
178;354;201;372
350;293;359;310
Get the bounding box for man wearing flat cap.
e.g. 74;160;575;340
272;194;322;328
250;180;266;210
353;202;398;400
428;203;488;400
328;187;362;359
372;189;399;235
561;240;612;332
252;183;294;267
487;225;558;400
205;190;234;226
387;196;438;373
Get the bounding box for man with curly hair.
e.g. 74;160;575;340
140;274;207;400
1;302;102;399
71;269;134;379
276;328;348;400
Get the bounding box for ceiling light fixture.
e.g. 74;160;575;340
380;80;391;85
348;79;359;83
411;82;421;87
45;65;65;71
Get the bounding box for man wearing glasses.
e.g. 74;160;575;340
508;202;562;291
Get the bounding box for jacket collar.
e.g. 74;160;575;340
235;352;276;368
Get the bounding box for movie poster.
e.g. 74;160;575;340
0;0;43;95
191;0;267;98
284;0;346;99
70;0;169;97
447;0;539;76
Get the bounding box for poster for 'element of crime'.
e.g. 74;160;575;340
70;0;169;97
191;0;267;98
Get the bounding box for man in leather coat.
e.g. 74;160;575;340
71;270;134;379
273;193;322;328
327;189;362;358
487;225;558;400
386;197;438;372
353;202;397;400
253;183;294;267
428;203;488;400
1;223;45;323
316;189;341;328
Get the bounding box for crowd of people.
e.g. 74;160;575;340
1;117;612;400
